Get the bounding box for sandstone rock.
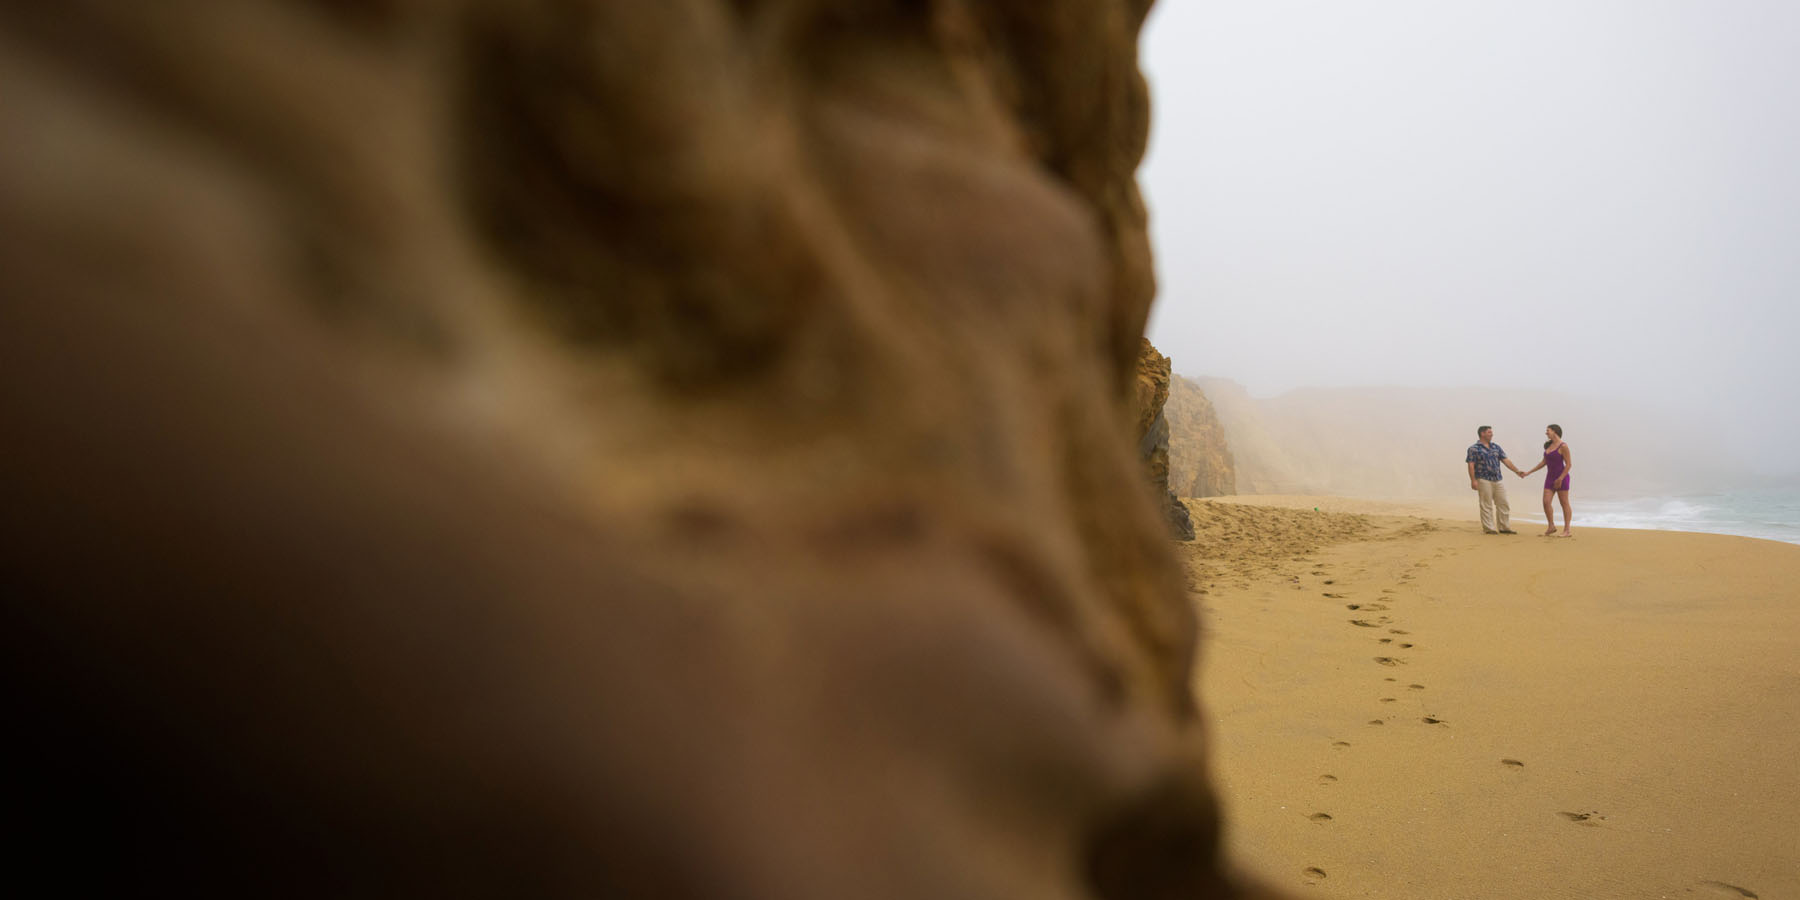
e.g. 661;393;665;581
1133;339;1196;539
1168;374;1239;497
0;2;1277;897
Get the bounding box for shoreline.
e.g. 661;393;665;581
1198;492;1800;546
1180;496;1800;899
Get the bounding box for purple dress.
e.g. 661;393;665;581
1544;443;1570;491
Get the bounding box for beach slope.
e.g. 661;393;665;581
1182;497;1800;900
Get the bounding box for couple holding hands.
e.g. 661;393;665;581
1465;424;1574;537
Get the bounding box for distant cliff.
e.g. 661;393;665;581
1185;378;1729;499
1166;376;1236;497
1133;340;1195;539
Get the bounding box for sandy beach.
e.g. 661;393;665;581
1179;496;1800;900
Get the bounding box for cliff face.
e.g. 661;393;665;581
1192;378;1718;499
1;2;1272;898
1133;340;1195;539
1167;375;1237;498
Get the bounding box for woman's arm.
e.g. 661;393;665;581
1521;458;1544;476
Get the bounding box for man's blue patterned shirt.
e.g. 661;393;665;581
1465;441;1508;482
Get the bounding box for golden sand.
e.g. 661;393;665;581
1181;496;1800;900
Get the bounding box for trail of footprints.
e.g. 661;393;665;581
1296;550;1483;886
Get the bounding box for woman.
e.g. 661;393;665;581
1519;424;1573;537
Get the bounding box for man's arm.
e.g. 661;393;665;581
1467;460;1478;490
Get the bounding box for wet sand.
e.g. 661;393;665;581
1179;496;1800;900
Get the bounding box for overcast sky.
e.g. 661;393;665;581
1138;1;1800;474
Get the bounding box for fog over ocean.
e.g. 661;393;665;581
1171;376;1800;545
1138;2;1800;483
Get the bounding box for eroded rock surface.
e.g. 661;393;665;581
1;2;1277;897
1134;339;1196;539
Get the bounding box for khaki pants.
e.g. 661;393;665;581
1476;478;1510;532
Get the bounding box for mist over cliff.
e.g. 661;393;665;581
1165;375;1235;498
1184;377;1736;501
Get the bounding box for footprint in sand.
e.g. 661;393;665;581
1399;643;1414;649
1363;603;1390;611
1381;588;1397;594
1367;719;1384;725
1389;628;1410;635
1557;810;1606;827
1318;774;1338;785
1408;684;1425;691
1331;741;1351;749
1308;813;1333;823
1378;638;1393;644
1302;867;1327;884
1374;657;1404;666
1379;697;1397;703
1323;592;1347;599
1350;619;1380;628
1501;759;1525;768
1700;881;1761;898
1421;716;1447;725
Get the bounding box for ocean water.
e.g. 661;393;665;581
1514;488;1800;545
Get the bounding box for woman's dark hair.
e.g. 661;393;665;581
1545;440;1553;449
1547;423;1563;437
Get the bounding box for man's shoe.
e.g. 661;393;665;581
1483;529;1499;534
1499;529;1518;534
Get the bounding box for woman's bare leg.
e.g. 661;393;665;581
1542;489;1557;534
1558;490;1573;536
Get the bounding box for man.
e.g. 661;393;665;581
1466;425;1526;534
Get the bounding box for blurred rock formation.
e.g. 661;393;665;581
1;1;1280;897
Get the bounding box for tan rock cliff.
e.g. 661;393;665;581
1134;339;1196;538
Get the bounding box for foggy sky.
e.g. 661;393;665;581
1138;1;1800;476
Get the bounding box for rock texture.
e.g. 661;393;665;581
1167;374;1238;498
1134;339;1196;539
1;2;1279;898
